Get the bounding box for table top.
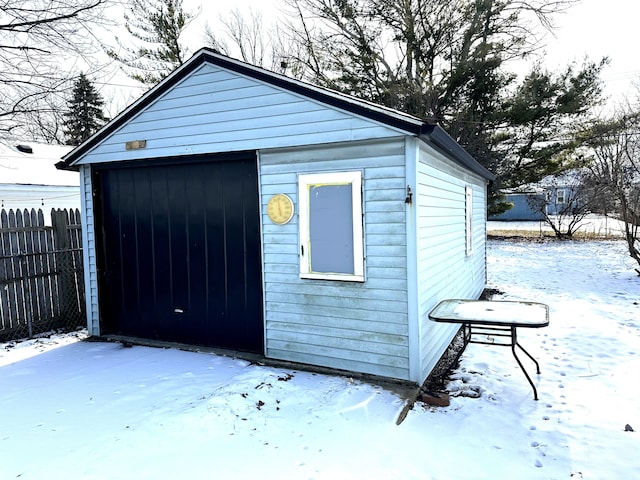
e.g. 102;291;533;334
429;299;549;328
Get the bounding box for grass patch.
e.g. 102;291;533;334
488;229;622;240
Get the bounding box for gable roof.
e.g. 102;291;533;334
1;141;77;186
58;48;494;181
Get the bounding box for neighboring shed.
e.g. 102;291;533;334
57;49;494;385
0;141;79;213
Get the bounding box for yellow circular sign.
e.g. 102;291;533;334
267;194;294;225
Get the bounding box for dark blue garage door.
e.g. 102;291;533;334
94;154;263;353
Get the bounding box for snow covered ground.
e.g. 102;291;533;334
1;239;639;479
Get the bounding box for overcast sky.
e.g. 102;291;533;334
184;0;640;108
542;0;640;104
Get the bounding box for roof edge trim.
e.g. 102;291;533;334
421;126;495;181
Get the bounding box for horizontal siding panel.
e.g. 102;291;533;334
364;211;405;224
266;273;406;292
108;108;351;144
365;200;405;213
419;193;465;209
265;291;408;314
364;188;405;202
365;255;406;268
266;282;407;303
261;221;298;235
365;222;405;235
262;243;298;256
260;154;403;175
165;69;258;94
365;244;406;257
418;227;463;249
363;266;407;280
367;233;405;246
260;182;298;196
267;328;408;356
366;165;408;179
265;307;408;333
266;340;409;369
364;177;406;191
263;262;299;274
119;92;305;128
262;233;298;245
121;103;328;140
362;276;407;291
260;137;405;165
263;252;299;265
418;171;466;192
266;347;409;379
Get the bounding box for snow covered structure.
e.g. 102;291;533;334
0;141;78;213
57;49;494;385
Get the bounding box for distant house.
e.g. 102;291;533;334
57;49;494;385
0;141;79;214
542;182;581;216
490;172;583;221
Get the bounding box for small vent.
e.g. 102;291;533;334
16;144;33;154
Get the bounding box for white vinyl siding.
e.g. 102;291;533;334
78;165;100;336
466;185;473;256
414;140;488;380
260;138;410;380
75;64;404;165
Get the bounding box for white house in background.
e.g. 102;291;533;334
58;48;494;386
0;141;79;214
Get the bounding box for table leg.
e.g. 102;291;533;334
511;326;540;400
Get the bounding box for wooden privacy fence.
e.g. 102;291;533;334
0;208;85;342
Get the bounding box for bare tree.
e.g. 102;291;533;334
204;8;291;74
0;0;111;139
526;170;595;239
585;105;640;273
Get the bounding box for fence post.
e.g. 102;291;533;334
52;209;75;322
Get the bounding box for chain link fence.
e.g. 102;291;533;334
0;208;85;342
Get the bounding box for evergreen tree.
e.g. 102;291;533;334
283;0;604;213
63;73;108;145
108;0;196;86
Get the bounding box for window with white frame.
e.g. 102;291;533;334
298;171;364;282
556;188;566;204
465;186;473;256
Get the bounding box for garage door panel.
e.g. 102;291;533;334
96;155;264;352
149;170;172;329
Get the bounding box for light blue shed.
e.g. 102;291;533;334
58;49;495;385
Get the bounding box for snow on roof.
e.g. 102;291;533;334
0;141;78;187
